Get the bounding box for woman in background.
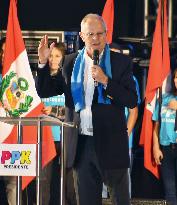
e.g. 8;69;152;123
153;68;177;205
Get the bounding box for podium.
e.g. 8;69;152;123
0;115;75;205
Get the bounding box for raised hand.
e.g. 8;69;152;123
38;35;55;64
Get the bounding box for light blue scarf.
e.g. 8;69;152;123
71;44;112;112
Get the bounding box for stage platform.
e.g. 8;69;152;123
103;198;167;205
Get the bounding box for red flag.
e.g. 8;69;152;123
102;0;114;44
0;0;56;189
139;0;170;178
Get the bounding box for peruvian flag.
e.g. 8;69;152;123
139;0;170;178
0;0;56;189
102;0;114;44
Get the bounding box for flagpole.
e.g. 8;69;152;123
16;118;22;205
168;0;173;37
36;119;42;205
60;123;66;205
158;0;165;132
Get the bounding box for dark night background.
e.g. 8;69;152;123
0;0;177;38
0;0;158;38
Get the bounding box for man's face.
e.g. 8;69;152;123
80;18;107;57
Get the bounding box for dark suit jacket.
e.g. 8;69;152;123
37;51;137;170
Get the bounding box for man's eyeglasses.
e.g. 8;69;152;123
83;32;106;39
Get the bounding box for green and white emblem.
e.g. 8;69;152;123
0;71;33;117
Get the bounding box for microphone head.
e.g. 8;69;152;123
93;49;99;56
93;50;99;65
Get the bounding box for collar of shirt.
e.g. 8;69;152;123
83;50;94;95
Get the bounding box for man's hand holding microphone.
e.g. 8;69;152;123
38;35;55;64
91;49;108;87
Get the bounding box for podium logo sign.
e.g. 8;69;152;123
0;144;36;176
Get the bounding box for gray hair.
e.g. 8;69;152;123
81;13;107;32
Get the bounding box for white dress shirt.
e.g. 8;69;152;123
80;50;95;136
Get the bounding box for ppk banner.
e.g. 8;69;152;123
0;144;36;176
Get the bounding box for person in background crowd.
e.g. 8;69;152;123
153;68;177;205
37;14;137;205
0;37;16;205
36;41;76;205
36;41;65;100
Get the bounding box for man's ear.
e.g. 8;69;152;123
79;32;85;42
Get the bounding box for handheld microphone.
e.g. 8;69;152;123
93;50;99;86
93;49;99;65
